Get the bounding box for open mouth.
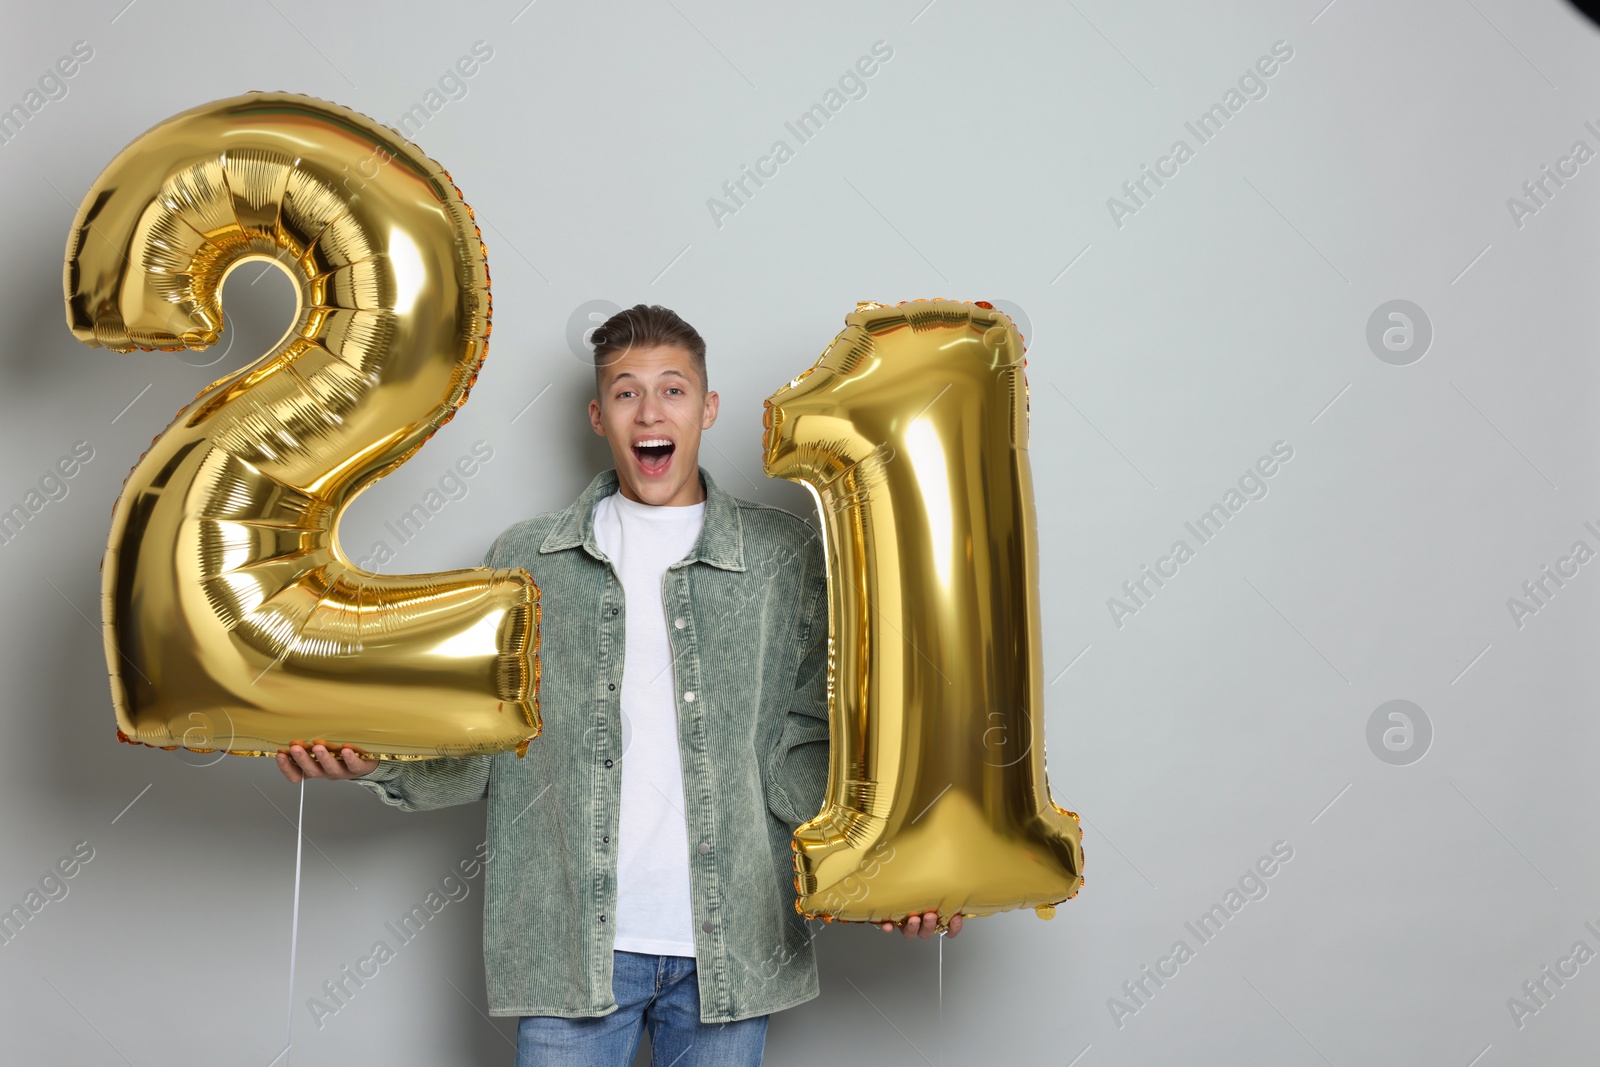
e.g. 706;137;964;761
632;436;675;476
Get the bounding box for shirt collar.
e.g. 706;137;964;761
539;465;746;572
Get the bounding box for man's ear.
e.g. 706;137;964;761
701;390;720;430
588;398;605;436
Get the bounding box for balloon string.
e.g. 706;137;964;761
286;779;306;1065
937;931;943;1066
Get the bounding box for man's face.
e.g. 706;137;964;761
589;343;719;506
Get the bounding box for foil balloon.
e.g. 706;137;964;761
64;92;539;761
762;299;1082;926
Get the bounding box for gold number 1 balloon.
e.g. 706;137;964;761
763;299;1083;925
64;93;539;761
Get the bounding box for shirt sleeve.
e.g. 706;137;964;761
351;756;491;812
765;531;831;828
347;532;507;813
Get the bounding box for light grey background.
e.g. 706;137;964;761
2;0;1596;1063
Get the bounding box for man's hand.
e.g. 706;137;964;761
276;743;378;783
879;910;963;939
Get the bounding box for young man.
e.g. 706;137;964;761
277;304;959;1066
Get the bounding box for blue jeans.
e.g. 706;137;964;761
516;951;768;1066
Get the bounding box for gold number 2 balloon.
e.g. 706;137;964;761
63;93;539;761
763;299;1083;925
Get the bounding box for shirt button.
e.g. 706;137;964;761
600;914;607;923
674;617;687;629
611;608;619;616
608;683;616;691
603;835;610;843
604;758;613;768
701;920;715;933
697;842;711;855
683;690;696;703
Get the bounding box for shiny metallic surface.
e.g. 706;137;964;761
63;93;539;761
764;299;1083;926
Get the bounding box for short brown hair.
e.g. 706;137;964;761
591;304;707;391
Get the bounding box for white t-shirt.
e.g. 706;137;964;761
592;489;706;957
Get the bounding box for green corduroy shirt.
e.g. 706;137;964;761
352;466;830;1022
